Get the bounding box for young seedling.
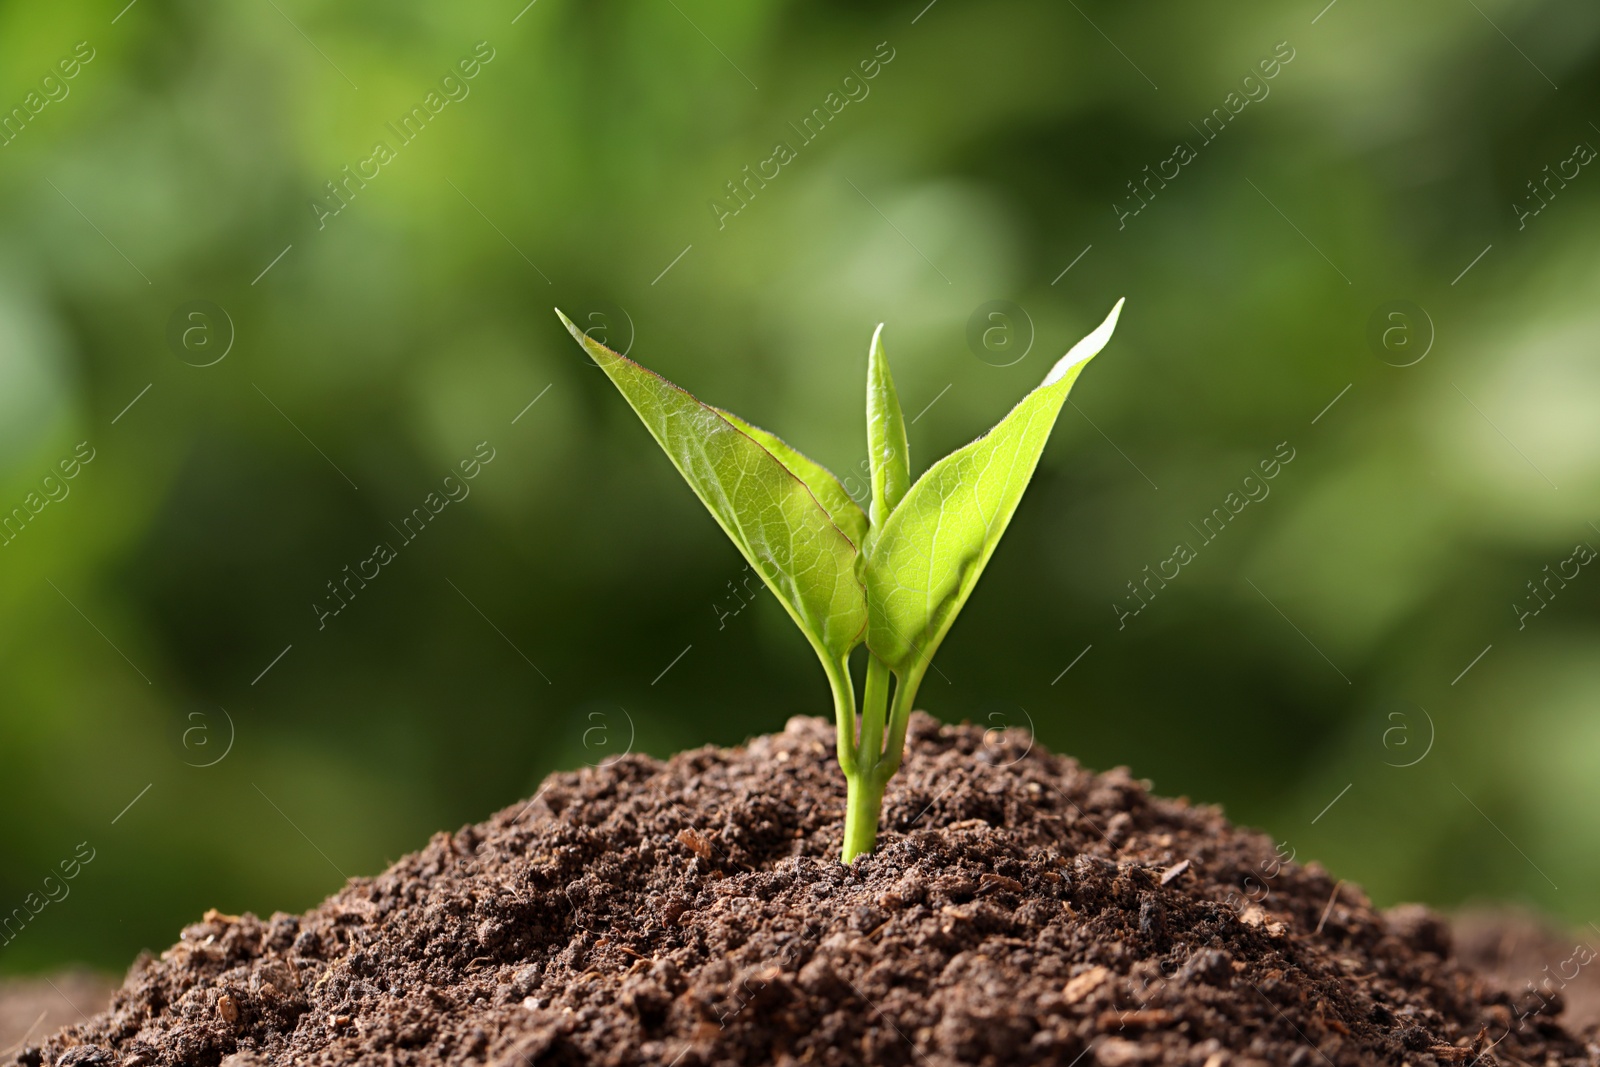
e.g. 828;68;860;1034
557;301;1125;862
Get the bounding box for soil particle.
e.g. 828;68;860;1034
24;714;1600;1066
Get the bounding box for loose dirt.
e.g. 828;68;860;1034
23;715;1600;1066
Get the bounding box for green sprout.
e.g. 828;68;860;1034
557;300;1125;862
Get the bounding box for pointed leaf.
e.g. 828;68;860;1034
556;310;867;662
866;324;910;530
864;300;1124;673
709;406;869;550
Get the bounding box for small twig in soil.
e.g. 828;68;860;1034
603;940;646;960
1314;880;1345;936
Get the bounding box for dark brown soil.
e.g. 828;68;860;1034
23;715;1600;1066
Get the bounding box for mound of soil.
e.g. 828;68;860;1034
25;715;1599;1066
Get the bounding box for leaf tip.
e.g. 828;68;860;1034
1042;298;1125;387
553;306;582;339
555;307;619;367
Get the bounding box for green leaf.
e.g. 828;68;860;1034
710;406;869;550
864;299;1124;674
555;310;868;664
865;324;910;531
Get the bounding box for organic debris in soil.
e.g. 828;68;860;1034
27;715;1600;1066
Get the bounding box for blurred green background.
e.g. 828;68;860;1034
3;0;1599;974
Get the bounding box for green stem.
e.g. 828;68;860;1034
858;653;891;767
875;661;926;784
827;658;858;776
841;652;895;863
841;773;887;863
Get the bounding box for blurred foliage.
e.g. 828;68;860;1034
2;0;1599;972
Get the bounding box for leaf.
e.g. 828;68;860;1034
710;406;869;550
865;324;910;531
555;310;867;663
863;299;1125;674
